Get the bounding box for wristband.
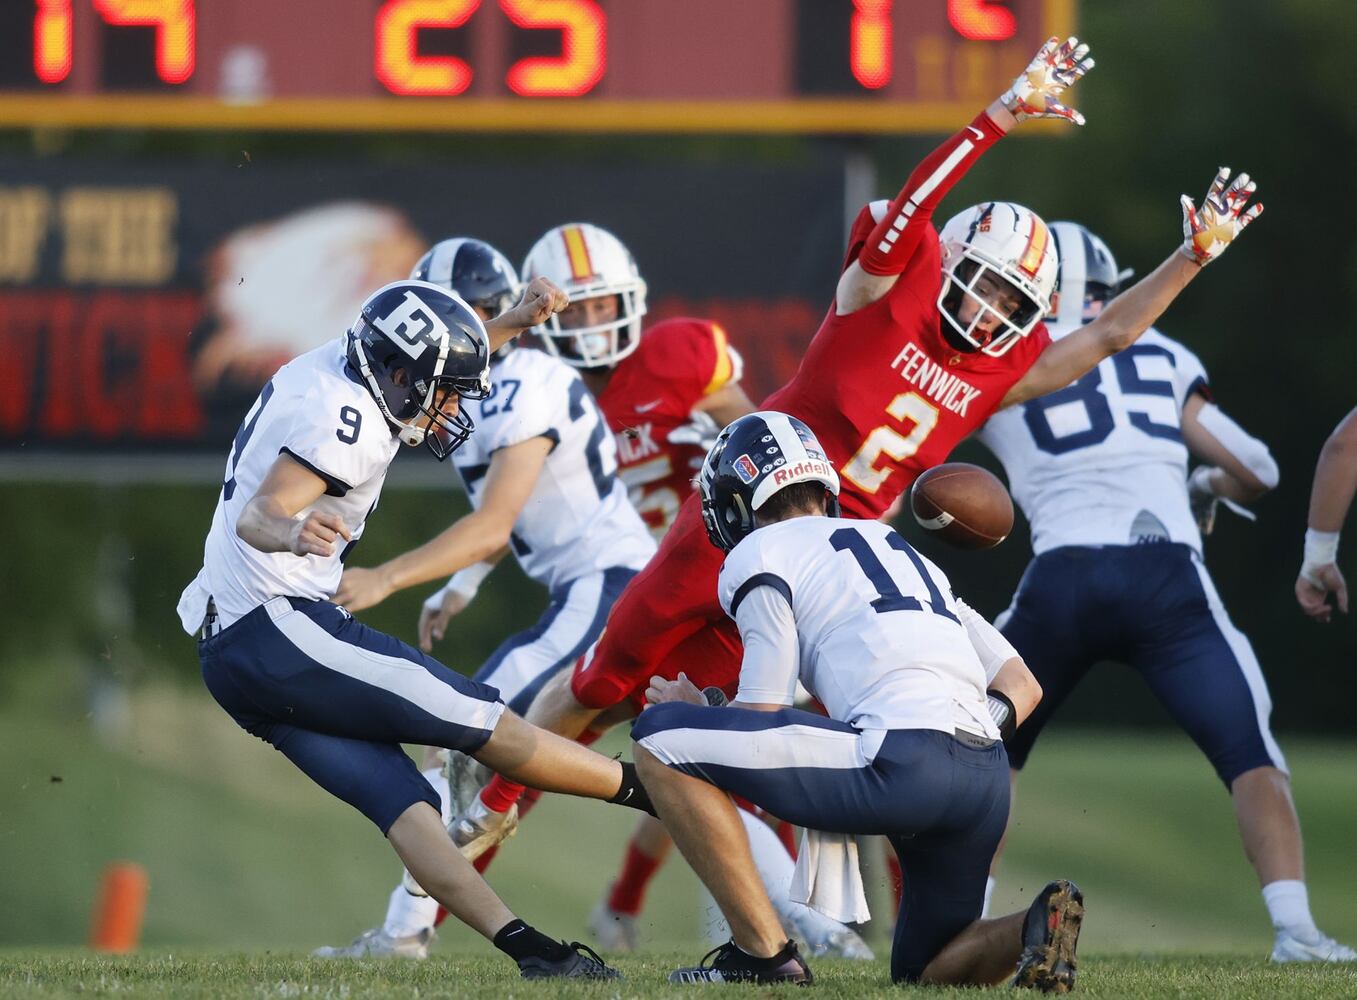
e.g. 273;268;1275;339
448;560;495;599
986;690;1016;742
702;686;729;707
1188;465;1219;498
1301;529;1340;585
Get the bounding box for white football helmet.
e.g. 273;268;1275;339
1049;221;1135;328
521;223;647;368
937;202;1058;357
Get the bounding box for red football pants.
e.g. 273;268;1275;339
570;496;742;711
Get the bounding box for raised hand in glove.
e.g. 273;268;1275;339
1180;167;1264;266
1001;36;1095;125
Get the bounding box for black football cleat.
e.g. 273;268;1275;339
1013;879;1084;993
518;941;620;980
668;939;813;984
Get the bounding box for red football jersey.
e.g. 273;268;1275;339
597;317;741;536
763;203;1050;520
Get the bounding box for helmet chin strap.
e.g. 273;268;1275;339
397;423;426;447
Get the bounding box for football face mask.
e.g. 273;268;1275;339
938;257;1045;357
522;223;647;369
937;202;1057;358
347;280;491;460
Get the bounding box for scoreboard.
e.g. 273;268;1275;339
0;0;1073;132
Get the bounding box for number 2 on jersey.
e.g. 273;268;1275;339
841;391;939;494
830;527;958;623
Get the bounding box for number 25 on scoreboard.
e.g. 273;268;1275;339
376;0;606;98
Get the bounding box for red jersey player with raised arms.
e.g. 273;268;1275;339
462;34;1263;868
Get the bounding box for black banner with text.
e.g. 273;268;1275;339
0;156;845;454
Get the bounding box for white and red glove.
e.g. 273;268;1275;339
1180;167;1264;266
1001;36;1095;125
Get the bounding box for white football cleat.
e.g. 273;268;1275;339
1272;929;1357;963
443;749;490;819
588;896;641;952
448;796;518;861
312;926;434;959
803;925;875;961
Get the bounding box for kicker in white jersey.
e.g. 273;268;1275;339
177;339;398;633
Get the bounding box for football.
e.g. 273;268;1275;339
910;463;1014;550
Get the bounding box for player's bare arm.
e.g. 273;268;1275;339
836;37;1093;315
483;276;569;353
418;544;510;652
989;657;1042;729
236;453;351;557
1001;168;1263;409
335;436;553;612
695;380;757;428
1183;392;1277;535
1182;393;1278;508
1296;406;1357;621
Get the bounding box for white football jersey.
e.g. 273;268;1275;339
178;339;399;633
453;348;655;592
718;516;997;737
977;326;1208;555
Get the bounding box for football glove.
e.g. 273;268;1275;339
1188;465;1258;536
1180;167;1264;266
1001;37;1094;125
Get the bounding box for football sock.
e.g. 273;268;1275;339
383;884;439;939
480;775;525;814
982;876;997;919
493;919;571;964
886;854;903;910
421;765;453;824
607;843;664;915
609;761;656;815
1262;880;1320;938
472;845;500;875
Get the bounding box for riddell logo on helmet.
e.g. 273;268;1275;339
773;460;831;486
733;454;760;484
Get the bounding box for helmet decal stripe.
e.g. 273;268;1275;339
1017;215;1050;278
703;323;733;396
560;225;597;281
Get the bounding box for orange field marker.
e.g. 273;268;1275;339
90;862;148;953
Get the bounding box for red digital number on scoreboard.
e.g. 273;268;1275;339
374;0;605;98
34;0;196;85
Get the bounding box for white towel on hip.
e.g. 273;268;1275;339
789;828;871;924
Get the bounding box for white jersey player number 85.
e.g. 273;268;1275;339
841;391;940;493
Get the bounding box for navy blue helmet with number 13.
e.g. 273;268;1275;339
346;279;491;460
698;410;841;552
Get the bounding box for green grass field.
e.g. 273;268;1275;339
3;953;1357;1000
2;674;1355;997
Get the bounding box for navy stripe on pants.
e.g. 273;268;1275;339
998;543;1285;785
634;703;1009;982
200;596;504;832
476;566;636;716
